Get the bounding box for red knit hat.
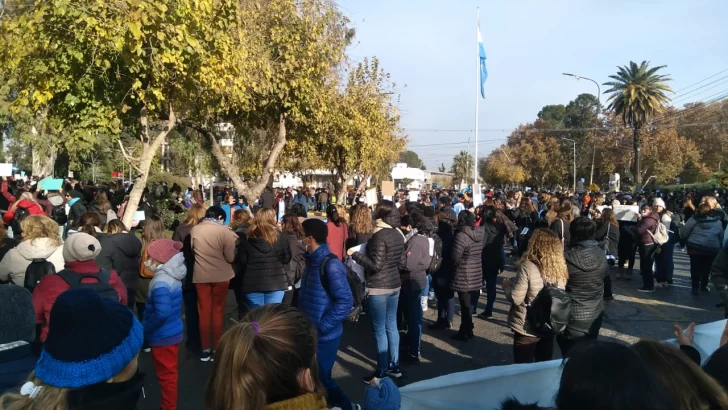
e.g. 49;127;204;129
146;239;183;264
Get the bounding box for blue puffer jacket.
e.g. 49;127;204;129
143;252;187;346
298;244;353;343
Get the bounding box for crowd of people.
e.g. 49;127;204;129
1;174;728;409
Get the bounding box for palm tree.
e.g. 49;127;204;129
450;151;474;188
603;61;672;188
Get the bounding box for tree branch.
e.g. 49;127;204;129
117;141;143;174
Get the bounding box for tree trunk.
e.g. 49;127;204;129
336;173;350;205
181;112;287;203
633;125;641;189
121;108;176;230
30;125;56;177
356;173;370;195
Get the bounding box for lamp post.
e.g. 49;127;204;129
563;73;600;187
561;137;576;193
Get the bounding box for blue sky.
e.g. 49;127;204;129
339;0;728;170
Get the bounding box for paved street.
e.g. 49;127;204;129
137;249;725;409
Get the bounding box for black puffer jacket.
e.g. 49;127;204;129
236;235;292;293
450;225;485;292
564;239;608;330
96;232;143;290
352;211;404;290
282;231;305;285
482;222;506;273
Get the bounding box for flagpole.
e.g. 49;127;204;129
473;7;480;187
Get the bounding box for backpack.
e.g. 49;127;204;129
57;269;120;302
427;233;443;274
51;204;67;225
11;207;30;237
648;221;669;245
526;284;572;336
320;253;365;323
24;258;56;293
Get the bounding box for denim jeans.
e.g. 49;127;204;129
420;274;431;299
369;291;400;372
655;242;675;283
401;282;423;357
244;290;285;310
318;336;352;409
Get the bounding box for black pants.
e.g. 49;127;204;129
557;315;603;358
434;278;455;323
457;291;479;334
618;244;636;273
126;287;135;309
183;288;201;351
604;274;613;298
639;244;657;289
513;333;554;364
689;253;717;290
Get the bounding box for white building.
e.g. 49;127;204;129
391;163;430;190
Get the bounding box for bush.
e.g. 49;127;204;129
147;172;192;190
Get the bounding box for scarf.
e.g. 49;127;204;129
265;393;333;410
374;219;406;241
203;217;223;225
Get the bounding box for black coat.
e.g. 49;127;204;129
68;371;144;410
351;212;404;290
346;226;373;249
67;201;87;228
450;225;485;292
564;240;608;332
549;218;571;247
282;231;305;285
434;220;456;283
595;220;620;257
96;232;143;290
482;222;506;273
236;235;292;293
260;191;275;210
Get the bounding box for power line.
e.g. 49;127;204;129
670;68;728;95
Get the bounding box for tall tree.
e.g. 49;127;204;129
398;150;424;169
537;104;566;127
603;61;672;188
450;151;474;187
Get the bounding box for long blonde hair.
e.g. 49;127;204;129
544;197;561;225
350;204;373;234
633;340;728;410
184;204;205;227
519;229;569;285
20;215;62;247
10;192;38;212
0;373;68;410
204;304;323;410
248;208;279;245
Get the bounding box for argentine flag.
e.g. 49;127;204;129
477;26;487;98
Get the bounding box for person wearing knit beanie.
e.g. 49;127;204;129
0;285;37;394
63;231;102;262
143;239;187;410
0;288;146;410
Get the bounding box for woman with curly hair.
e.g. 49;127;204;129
502;229;569;363
346;204;374;249
0;215;64;286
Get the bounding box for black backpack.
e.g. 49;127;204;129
24;258;56;293
11;207;31;237
427;233;443;274
51;205;67;225
57;269;120;302
526;284;572;336
320;253;365;323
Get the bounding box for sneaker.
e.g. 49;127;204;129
352;404;362;410
450;331;471;341
387;365;403;378
637;287;655;293
400;354;420;365
200;350;212;362
428;320;452;330
603;295;615;302
143;347;151;353
478;311;494;320
421;296;428;312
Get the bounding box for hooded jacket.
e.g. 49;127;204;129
351;212;404;291
2;199;46;225
298;244;353;343
504;261;545;337
143;252;187;346
96;232;143;291
681;214;723;254
450;225;485;292
399;233;430;289
564;240;608;331
636;211;660;245
236;234;292;293
0;238;65;285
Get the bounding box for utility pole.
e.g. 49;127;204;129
561;137;576;193
563;73;600;186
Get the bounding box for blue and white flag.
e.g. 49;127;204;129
477;26;487;98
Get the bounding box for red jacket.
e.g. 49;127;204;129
32;260;128;342
326;221;349;261
3;200;46;225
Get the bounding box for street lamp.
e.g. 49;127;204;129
563;73;600;187
561;137;576;193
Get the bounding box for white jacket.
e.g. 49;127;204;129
0;238;65;285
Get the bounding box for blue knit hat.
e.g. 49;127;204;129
35;288;143;388
365;377;401;410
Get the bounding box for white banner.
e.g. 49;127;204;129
400;319;727;409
